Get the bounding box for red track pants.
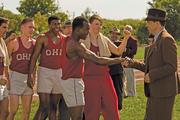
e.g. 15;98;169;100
84;73;120;120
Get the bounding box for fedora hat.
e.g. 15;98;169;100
109;27;121;35
62;20;72;27
145;8;167;21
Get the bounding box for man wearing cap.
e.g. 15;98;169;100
122;25;138;97
108;27;125;110
61;20;72;36
122;8;178;120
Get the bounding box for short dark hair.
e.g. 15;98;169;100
0;17;8;26
48;15;60;25
72;16;88;31
20;18;33;26
89;14;102;24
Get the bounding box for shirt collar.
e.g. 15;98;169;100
153;29;164;44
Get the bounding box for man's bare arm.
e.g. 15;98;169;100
28;35;45;88
29;35;45;74
76;43;123;66
108;30;130;55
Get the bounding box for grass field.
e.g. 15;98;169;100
14;46;180;120
15;84;180;120
134;46;180;59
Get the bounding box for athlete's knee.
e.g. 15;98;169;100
9;106;18;116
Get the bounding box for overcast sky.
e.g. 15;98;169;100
1;0;152;20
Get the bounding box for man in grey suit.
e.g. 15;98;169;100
123;8;179;120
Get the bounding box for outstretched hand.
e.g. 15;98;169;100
121;57;133;67
123;30;131;39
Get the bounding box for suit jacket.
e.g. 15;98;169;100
122;36;138;59
144;46;151;97
130;29;178;97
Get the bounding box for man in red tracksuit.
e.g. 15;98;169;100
83;15;130;120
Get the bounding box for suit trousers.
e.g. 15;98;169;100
144;96;175;120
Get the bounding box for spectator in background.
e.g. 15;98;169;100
108;27;125;110
122;25;138;97
148;34;154;46
0;17;10;120
61;20;72;36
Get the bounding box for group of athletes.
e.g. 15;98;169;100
0;14;130;120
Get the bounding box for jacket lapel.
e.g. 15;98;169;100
146;44;154;60
145;30;165;73
146;29;165;59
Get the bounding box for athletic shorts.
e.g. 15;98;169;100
9;71;33;96
37;66;62;94
60;78;85;107
0;75;8;101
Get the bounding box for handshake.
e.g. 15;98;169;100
121;57;134;67
120;57;150;83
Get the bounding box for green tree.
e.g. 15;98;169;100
17;0;59;17
102;19;142;42
136;22;149;44
81;7;98;19
54;12;69;24
148;0;180;41
33;12;48;33
0;8;24;35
